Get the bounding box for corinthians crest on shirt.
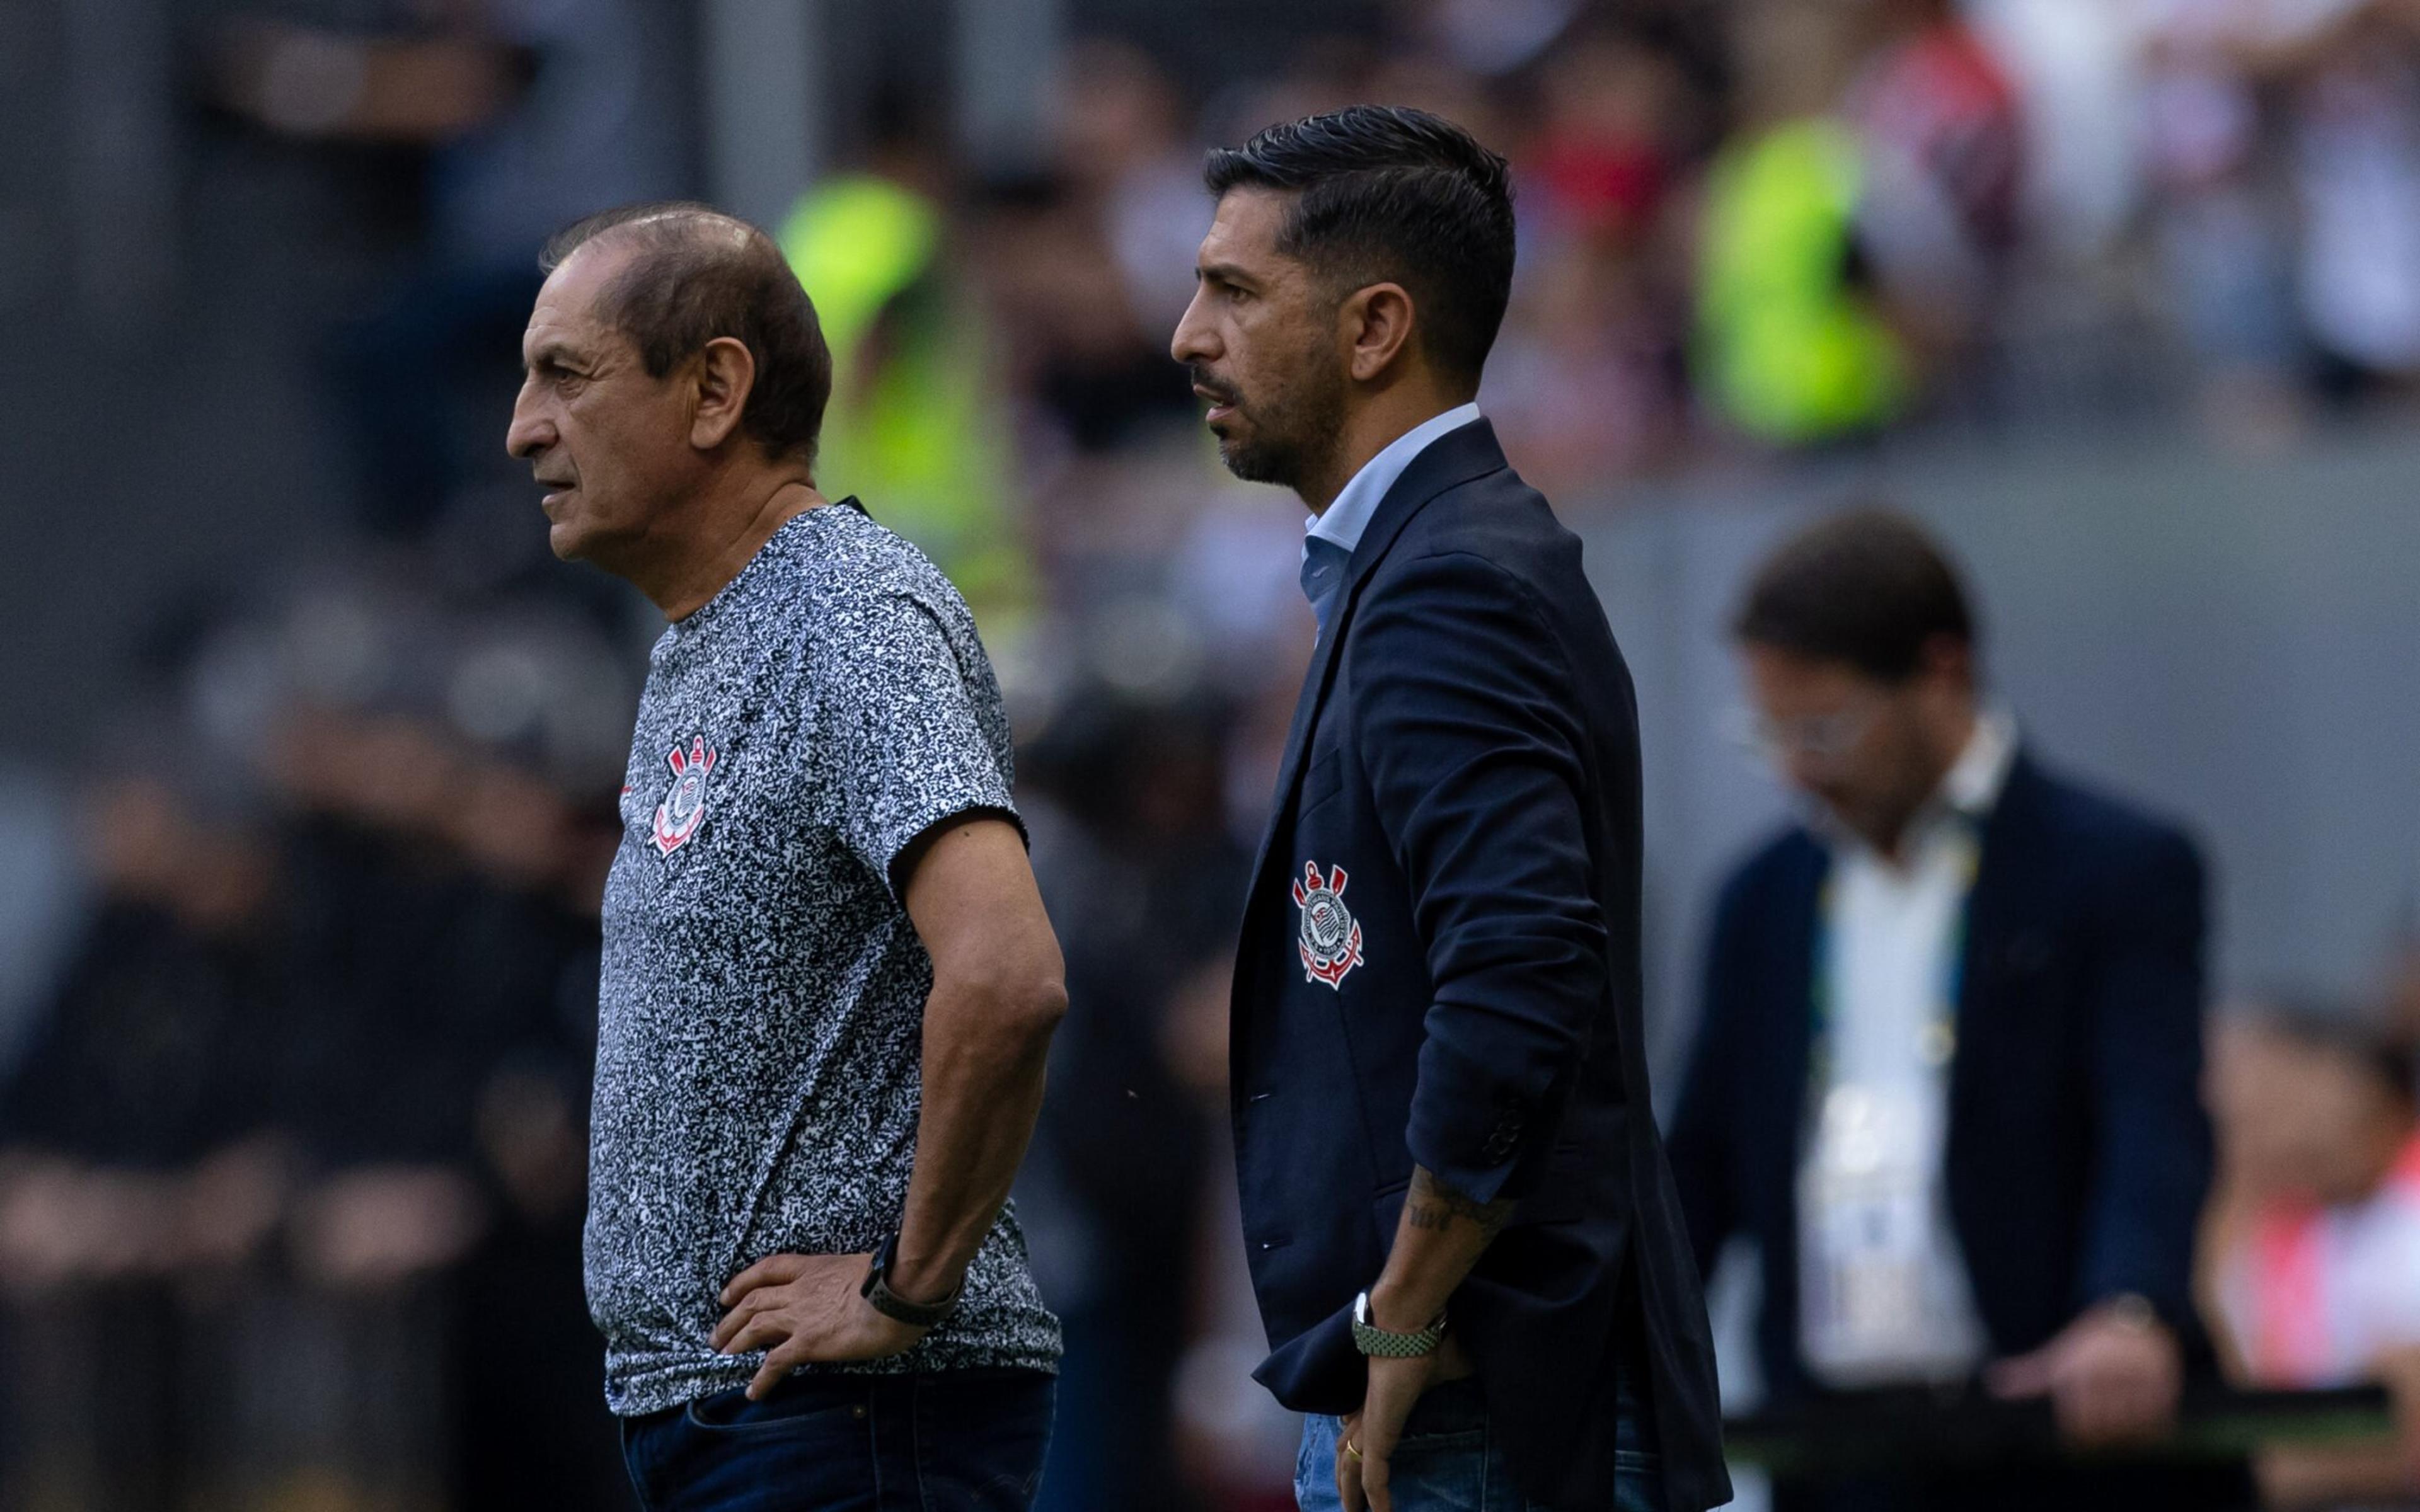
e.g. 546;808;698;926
652;735;717;857
1292;859;1365;988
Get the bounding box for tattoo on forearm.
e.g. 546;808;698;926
1403;1166;1514;1242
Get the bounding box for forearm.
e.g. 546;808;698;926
1366;1165;1513;1330
887;980;1061;1302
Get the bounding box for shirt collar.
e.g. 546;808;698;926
1940;709;2017;819
1305;402;1484;554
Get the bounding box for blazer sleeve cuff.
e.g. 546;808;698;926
1405;1041;1550;1206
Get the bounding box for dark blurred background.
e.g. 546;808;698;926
4;1;2420;1508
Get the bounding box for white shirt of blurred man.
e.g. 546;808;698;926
1799;711;2013;1385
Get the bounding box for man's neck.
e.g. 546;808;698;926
1866;704;1982;864
633;472;824;621
1298;383;1474;515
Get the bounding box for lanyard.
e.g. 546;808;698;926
1808;819;1981;1099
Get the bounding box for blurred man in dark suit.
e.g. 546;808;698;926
1669;509;2244;1509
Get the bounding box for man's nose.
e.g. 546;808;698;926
506;394;553;460
1170;290;1216;367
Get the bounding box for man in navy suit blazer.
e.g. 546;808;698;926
1172;106;1727;1512
1669;510;2245;1510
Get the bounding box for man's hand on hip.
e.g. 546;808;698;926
712;1252;928;1397
1340;1349;1435;1512
1339;1161;1506;1511
1338;1328;1472;1512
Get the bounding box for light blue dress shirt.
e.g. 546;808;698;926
1307;401;1485;554
1298;403;1484;636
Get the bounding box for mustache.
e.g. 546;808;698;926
1187;365;1242;407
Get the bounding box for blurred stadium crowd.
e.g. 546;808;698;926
6;0;2420;1508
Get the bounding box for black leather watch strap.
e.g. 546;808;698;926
860;1232;960;1329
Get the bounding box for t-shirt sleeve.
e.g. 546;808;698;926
819;588;1021;902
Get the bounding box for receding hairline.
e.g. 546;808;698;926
537;205;796;365
543;205;771;277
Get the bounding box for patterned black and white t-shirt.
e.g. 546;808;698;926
585;501;1060;1417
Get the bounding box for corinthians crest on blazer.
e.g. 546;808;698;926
1228;417;1729;1512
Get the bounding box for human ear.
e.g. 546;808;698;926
689;336;756;450
1344;282;1416;384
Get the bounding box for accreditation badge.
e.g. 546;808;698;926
1797;1084;1979;1384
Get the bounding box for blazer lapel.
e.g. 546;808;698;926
1947;752;2049;1155
1778;841;1827;1151
1241;418;1510;893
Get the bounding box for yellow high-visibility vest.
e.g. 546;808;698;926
779;176;1034;638
1696;119;1910;445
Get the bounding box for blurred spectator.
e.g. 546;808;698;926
1842;0;2026;371
1668;509;2246;1511
2136;0;2308;437
778;111;1039;638
2271;2;2420;406
2135;0;2420;432
1051;37;1216;341
1400;0;1587;78
1695;2;1914;446
975;173;1201;461
2204;997;2420;1506
1696;0;2027;445
0;576;635;1509
1022;692;1250;1512
1966;0;2141;258
0;774;284;1285
210;0;689;540
1528;25;1690;250
1485;23;1701;491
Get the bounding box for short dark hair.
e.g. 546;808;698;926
539;202;834;466
1204;105;1516;387
1733;508;1978;682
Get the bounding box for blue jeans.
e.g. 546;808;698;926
1295;1379;1662;1512
619;1370;1054;1512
